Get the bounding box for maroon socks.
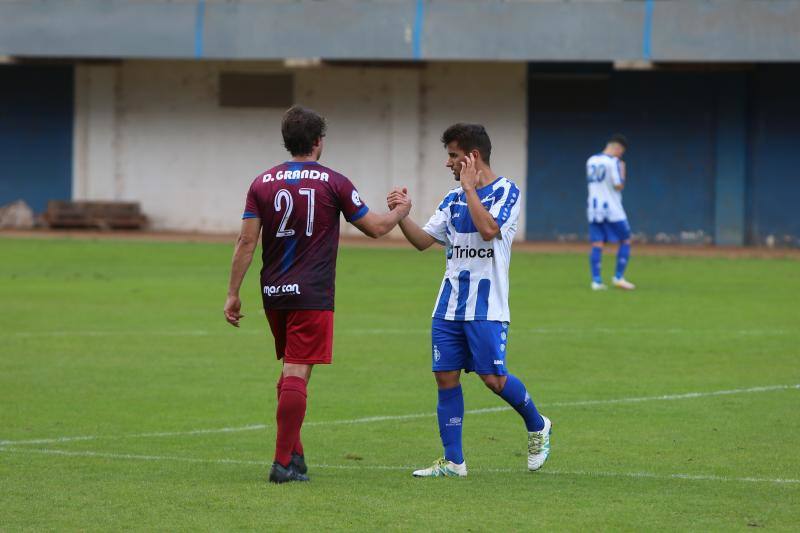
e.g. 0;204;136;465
274;375;307;467
276;375;305;457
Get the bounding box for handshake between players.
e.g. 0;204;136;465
225;109;550;483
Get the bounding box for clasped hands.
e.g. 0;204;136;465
387;187;412;214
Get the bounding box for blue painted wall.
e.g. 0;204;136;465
526;64;800;246
526;65;717;243
714;73;747;246
748;66;800;247
0;64;73;213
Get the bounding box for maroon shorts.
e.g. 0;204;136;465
265;309;334;365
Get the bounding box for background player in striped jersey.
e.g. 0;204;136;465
388;123;551;477
586;134;635;290
224;105;410;483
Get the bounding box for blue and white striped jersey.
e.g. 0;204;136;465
586;153;627;223
422;177;521;322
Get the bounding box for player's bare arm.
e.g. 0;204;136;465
351;196;410;238
387;187;437;251
224;217;262;327
460;154;500;241
399;217;437;251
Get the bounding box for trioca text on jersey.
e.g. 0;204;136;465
448;245;494;259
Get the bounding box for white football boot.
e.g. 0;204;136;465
612;277;636;290
591;281;608;291
528;416;552;471
412;457;467;478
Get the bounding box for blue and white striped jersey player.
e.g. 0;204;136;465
387;123;551;478
587;134;636;291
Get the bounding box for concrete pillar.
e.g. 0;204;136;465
72;64;119;201
714;73;747;246
388;69;421;215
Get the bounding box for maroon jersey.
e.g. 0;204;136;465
243;161;368;310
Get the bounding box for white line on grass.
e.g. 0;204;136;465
9;330;218;338
0;425;271;446
336;327;794;336
1;384;797;447
1;447;797;486
5;327;792;338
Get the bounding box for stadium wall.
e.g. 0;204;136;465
525;64;800;247
3;60;798;246
71;60;528;237
748;66;800;248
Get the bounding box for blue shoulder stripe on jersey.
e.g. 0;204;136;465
444;179;513;235
474;279;491;320
495;183;521;228
477;176;503;196
616;160;624;183
487;187;505;203
435;279;453;318
438;191;459;210
242;211;259;219
449;184;508;235
347;205;369;223
454;270;470;320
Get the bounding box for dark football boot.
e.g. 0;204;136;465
291;453;307;475
268;461;310;484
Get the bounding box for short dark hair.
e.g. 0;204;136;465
609;133;628;149
282;105;326;156
441;123;492;164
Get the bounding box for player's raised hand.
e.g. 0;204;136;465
459;154;482;191
223;295;244;327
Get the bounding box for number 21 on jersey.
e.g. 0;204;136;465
274;188;315;238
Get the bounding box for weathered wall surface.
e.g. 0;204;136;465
4;1;800;62
72;60;528;237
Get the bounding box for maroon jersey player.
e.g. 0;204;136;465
224;106;411;484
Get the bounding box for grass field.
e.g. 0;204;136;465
1;237;798;531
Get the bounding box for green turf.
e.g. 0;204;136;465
1;237;798;531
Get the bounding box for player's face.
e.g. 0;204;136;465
610;142;625;159
445;141;467;181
